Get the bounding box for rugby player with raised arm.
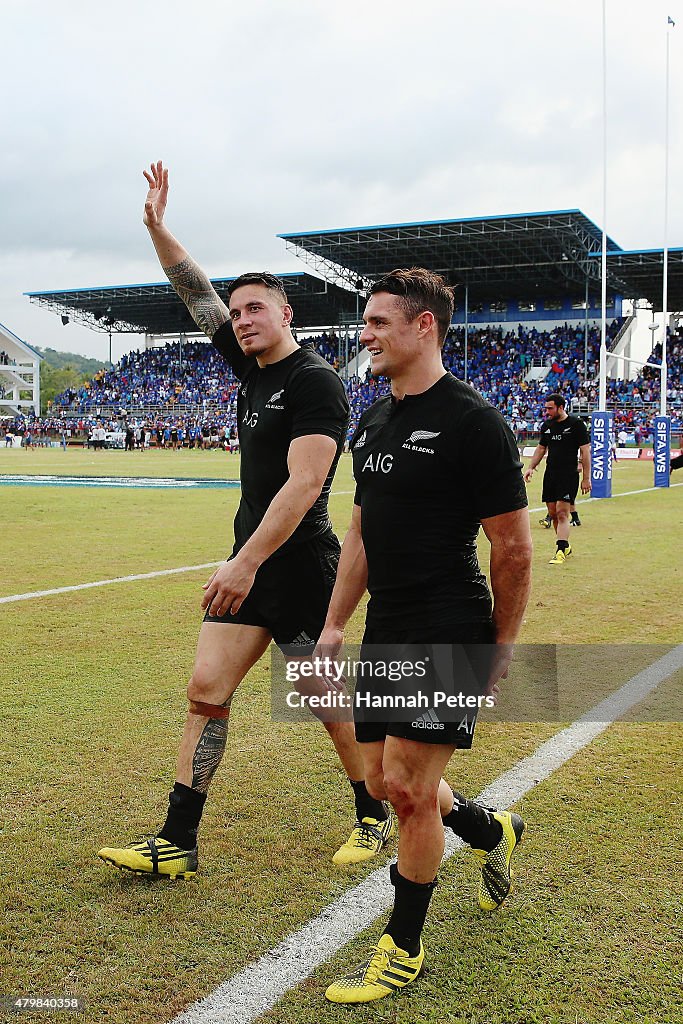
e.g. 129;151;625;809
97;162;395;880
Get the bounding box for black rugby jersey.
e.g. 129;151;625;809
351;373;527;630
538;415;590;474
213;323;348;556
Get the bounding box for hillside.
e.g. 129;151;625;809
35;346;107;376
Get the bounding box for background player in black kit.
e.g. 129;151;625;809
316;269;533;1004
524;394;591;564
97;161;394;880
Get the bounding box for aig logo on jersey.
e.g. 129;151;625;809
403;429;440;455
266;389;285;411
362;452;394;474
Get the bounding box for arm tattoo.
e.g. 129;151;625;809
191;715;229;794
164;257;229;339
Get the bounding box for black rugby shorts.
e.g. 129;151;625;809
203;531;340;655
354;621;495;748
542;470;579;505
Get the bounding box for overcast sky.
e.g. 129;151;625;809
2;0;681;363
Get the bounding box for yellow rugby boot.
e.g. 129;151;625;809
97;835;198;880
325;933;424;1003
332;812;396;866
472;810;525;910
549;543;571;564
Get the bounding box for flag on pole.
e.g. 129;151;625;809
668;15;675;25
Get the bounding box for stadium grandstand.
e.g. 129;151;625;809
10;208;682;447
0;321;43;416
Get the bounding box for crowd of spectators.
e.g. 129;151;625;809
120;419;240;451
342;321;626;435
50;332;355;413
607;334;683;406
1;415;116;448
53;341;240;413
308;330;342;368
440;321;620;420
5;321;680;448
0;413;240;451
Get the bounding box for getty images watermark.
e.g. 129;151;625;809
283;654;495;714
271;644;683;724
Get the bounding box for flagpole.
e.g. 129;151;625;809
654;16;675;490
599;0;608;413
591;0;613;499
661;17;672;417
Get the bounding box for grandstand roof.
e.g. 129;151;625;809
25;213;683;338
279;209;626;303
596;248;683;312
25;273;359;335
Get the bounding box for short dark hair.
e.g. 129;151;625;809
226;272;289;305
545;393;566;408
369;268;454;345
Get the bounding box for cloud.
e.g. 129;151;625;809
1;0;682;359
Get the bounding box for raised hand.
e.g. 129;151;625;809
142;160;169;228
141;161;229;339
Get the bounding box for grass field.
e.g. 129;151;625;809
0;449;681;1024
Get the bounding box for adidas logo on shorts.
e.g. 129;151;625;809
411;708;444;731
288;631;314;647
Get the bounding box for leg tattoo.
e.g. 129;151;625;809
191;716;229;794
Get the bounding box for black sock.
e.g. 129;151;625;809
349;778;387;822
442;790;502;851
383;863;436;957
557;539;569;551
571;511;579;522
158;782;207;850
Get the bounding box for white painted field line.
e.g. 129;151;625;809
0;563;221;605
169;644;683;1024
2;482;679;606
528;479;682;513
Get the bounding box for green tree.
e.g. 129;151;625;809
40;363;90;413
